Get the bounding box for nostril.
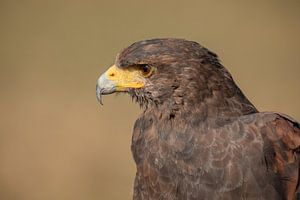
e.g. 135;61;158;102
109;73;115;77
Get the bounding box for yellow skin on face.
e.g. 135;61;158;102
104;65;150;91
96;64;154;104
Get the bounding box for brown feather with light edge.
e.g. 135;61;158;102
96;38;300;200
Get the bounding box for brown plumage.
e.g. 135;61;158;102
96;38;300;199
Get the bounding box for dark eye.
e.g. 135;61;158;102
142;65;150;73
140;65;152;76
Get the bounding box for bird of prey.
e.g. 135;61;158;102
96;38;300;200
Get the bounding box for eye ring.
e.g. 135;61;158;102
140;64;153;77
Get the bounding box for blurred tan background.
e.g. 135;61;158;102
0;0;299;199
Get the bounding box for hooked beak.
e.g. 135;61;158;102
96;73;116;105
96;65;146;105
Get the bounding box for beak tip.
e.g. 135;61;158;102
96;84;103;105
96;72;117;106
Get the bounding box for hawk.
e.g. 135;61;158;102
96;38;300;200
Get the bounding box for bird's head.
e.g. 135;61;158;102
96;38;236;110
97;38;257;125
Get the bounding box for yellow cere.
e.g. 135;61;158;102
105;65;146;90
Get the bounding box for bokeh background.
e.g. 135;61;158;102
0;0;299;199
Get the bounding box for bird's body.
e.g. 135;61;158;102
96;38;300;199
132;111;299;200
